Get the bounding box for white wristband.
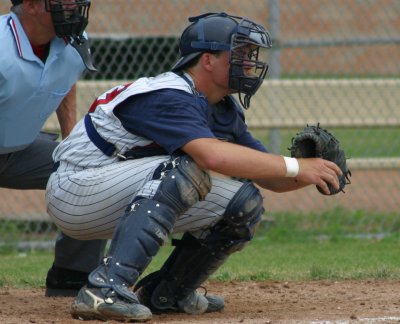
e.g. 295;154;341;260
283;156;299;177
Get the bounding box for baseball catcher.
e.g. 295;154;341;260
289;123;351;195
44;11;343;322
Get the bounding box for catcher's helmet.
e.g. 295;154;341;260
172;12;272;109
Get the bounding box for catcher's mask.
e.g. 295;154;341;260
172;12;272;109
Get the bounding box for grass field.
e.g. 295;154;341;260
251;127;400;158
1;208;399;289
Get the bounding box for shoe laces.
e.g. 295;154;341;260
198;286;208;297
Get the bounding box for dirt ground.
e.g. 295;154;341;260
1;280;400;324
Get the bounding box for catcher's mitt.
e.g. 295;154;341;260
289;123;351;195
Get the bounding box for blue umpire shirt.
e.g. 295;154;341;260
0;12;86;154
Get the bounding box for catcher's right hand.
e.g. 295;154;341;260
289;124;351;195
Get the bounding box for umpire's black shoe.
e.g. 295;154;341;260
45;264;89;297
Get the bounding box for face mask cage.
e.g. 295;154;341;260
228;19;272;109
45;0;90;38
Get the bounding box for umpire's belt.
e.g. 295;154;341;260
84;114;167;159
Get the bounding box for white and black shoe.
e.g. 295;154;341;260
136;284;224;315
71;285;152;322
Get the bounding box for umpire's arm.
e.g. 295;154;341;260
56;84;77;139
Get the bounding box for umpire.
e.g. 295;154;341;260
0;0;106;296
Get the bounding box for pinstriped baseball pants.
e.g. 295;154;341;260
46;156;246;240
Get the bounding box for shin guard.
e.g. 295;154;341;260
89;155;211;294
135;182;264;311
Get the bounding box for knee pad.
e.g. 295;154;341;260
224;181;264;229
203;181;264;254
153;155;211;214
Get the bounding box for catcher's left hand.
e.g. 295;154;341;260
289;123;351;195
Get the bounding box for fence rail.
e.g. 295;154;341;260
44;79;400;130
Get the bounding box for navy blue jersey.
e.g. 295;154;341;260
114;88;267;155
209;95;267;152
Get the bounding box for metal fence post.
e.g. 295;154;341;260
268;0;282;154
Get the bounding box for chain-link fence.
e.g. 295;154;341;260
0;0;399;247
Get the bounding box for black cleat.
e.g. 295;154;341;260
45;264;89;297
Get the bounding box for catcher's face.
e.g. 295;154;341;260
230;44;268;81
241;45;268;78
229;26;270;109
206;46;266;97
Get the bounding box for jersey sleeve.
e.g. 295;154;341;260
114;88;215;154
209;96;269;153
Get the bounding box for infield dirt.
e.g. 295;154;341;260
1;280;400;323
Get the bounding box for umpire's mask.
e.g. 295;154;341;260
45;0;90;38
45;0;96;72
172;12;272;109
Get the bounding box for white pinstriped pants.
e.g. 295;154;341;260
46;156;245;240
